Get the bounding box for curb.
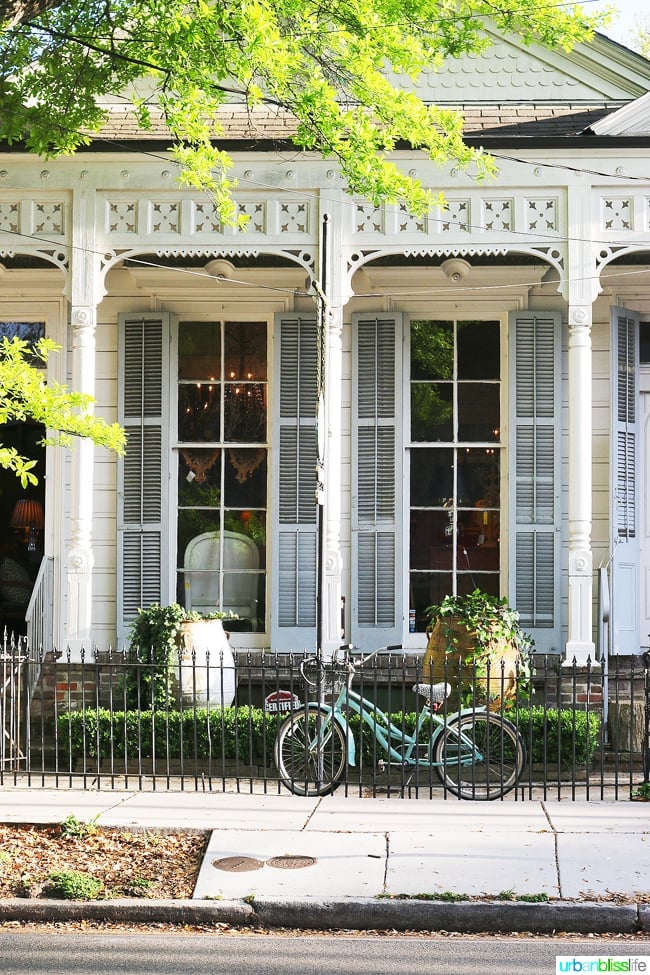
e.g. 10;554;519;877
0;898;644;934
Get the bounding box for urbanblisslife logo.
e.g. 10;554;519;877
556;959;649;973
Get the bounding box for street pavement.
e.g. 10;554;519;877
0;787;649;933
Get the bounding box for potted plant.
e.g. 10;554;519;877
423;589;532;709
127;603;236;708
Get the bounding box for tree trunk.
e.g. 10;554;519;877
0;0;66;28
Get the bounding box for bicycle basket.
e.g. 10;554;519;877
302;659;349;699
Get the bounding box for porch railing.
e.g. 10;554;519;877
25;555;54;695
1;639;648;800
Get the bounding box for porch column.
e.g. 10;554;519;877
322;301;344;654
65;305;97;649
565;302;596;665
65;181;100;651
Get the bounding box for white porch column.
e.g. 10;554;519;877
565;304;596;665
564;182;598;666
65;305;97;650
322;301;344;654
65;181;100;652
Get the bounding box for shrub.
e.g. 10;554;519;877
58;704;599;771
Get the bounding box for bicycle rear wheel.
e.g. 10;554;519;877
433;712;525;800
274;705;347;796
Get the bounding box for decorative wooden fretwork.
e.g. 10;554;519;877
151;202;179;233
237;201;266;233
602;197;632;231
279;202;309;234
0;203;19;233
354;202;384;234
34;202;64;235
192;201;223;234
526;198;558;232
482;199;512;232
398;204;426;234
437;200;470;233
107;202;136;234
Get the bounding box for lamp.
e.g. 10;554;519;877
10;499;44;552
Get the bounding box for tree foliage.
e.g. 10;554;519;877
0;337;125;484
632;16;650;59
0;0;607;222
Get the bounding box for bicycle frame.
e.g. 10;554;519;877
309;680;489;771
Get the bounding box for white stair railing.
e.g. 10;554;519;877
25;556;54;694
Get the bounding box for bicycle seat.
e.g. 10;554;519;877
413;682;452;706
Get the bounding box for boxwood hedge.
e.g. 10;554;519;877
58;704;600;770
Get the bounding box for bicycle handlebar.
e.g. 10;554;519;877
299;643;405;686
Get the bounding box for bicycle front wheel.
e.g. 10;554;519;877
274;706;347;797
433;712;525;800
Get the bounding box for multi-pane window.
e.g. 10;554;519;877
175;321;267;631
408;319;501;631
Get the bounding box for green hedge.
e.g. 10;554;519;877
58;705;601;770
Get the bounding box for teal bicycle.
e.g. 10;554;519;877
274;646;526;800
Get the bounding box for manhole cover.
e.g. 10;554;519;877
212;856;264;872
266;854;317;870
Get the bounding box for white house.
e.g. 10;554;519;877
1;27;650;665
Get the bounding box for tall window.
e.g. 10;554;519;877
408;319;501;630
176;321;267;631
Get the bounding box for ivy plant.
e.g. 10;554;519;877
125;602;231;709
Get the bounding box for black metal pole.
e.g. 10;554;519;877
315;214;329;655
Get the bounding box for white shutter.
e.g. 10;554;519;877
271;314;319;650
352;313;403;650
610;307;640;654
508;311;561;652
117;313;171;644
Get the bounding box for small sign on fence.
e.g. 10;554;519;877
264;690;301;713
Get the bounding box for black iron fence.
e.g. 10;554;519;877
1;636;648;800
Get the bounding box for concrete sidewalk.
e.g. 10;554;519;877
1;787;649;933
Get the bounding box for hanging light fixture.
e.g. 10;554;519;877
10;499;44;552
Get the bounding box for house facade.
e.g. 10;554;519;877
1;28;650;664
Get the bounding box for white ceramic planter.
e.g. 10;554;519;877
176;619;236;707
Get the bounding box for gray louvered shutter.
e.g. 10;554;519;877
117;313;171;645
271;314;319;651
610;307;640;654
508;311;561;652
351;313;403;650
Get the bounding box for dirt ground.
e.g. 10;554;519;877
0;820;208;900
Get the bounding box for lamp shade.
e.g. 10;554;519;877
10;498;44;530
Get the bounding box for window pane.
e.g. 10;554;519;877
224;322;267;380
457;384;500;441
409;572;452;631
224;383;267;442
178;322;220;380
224;448;267;506
410;320;453;380
457;321;499;380
458;510;500;571
178;449;221;504
178;384;220;442
410;510;453;570
410;447;453;506
457;449;500;507
411;383;453;441
457;573;499;599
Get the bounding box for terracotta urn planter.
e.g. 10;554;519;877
422;591;531;710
